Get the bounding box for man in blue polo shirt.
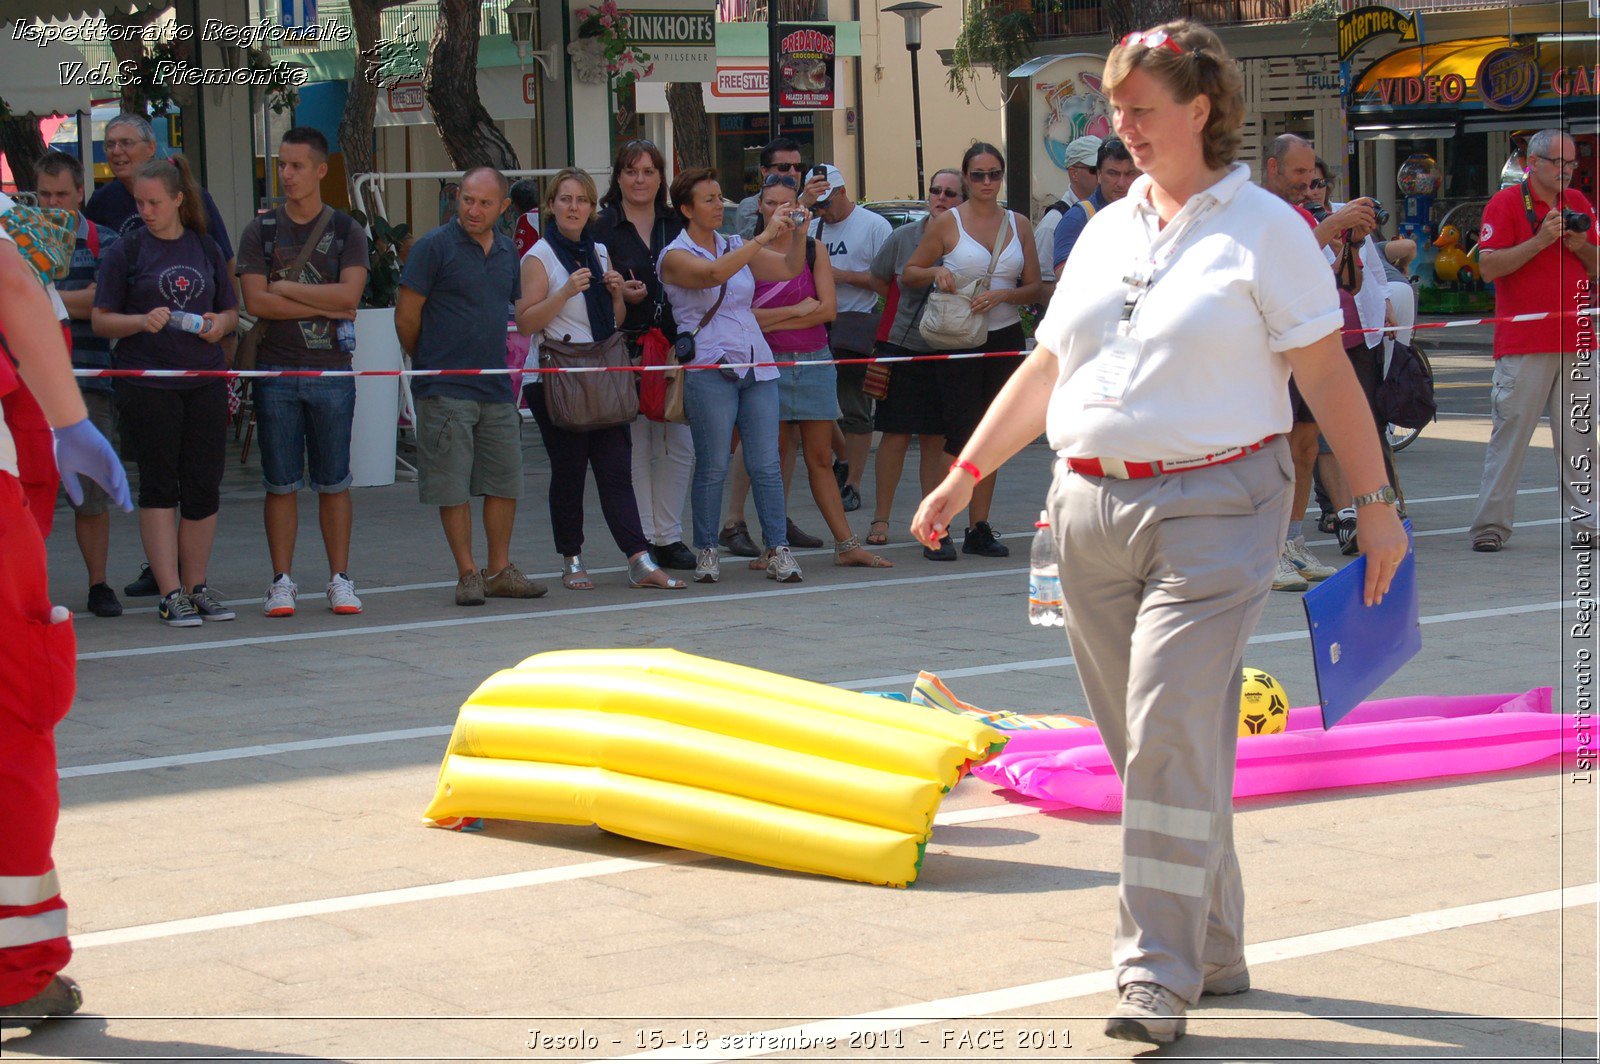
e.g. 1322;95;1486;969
1051;137;1139;276
34;150;123;618
396;167;546;606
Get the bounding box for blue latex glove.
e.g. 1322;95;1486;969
53;417;132;512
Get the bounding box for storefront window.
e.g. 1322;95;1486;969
714;113;815;201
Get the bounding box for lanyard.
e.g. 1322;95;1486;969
1119;197;1218;325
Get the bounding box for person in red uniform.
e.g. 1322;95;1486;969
0;229;130;1029
1469;128;1600;552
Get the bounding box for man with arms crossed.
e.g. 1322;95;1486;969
238;128;370;617
1470;128;1600;552
396;167;547;605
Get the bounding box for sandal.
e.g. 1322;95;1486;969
865;519;890;546
1471;532;1503;553
628;552;687;590
834;535;893;568
561;555;595;590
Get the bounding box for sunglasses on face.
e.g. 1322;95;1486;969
928;185;962;198
967;168;1004;183
767;162;805;173
1120;28;1183;53
1309;179;1327;189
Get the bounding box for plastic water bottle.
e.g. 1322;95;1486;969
335;318;357;353
1028;510;1064;628
165;311;206;334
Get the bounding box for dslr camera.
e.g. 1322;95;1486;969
1561;208;1593;234
1351;197;1391;227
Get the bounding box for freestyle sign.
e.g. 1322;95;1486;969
1338;5;1419;62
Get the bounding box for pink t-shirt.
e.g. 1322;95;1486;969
753;254;828;354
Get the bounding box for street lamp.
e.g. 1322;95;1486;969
505;0;558;81
884;1;938;200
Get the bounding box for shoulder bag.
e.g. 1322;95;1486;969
541;330;638;431
1375;339;1436;431
236;206;334;372
919;211;1011;350
814;222;880;356
663;281;727;424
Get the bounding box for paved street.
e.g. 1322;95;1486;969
4;324;1596;1062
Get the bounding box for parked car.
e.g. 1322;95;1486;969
860;200;928;230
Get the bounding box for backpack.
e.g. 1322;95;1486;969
1375;340;1437;430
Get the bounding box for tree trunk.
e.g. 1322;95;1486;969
425;0;519;171
1101;0;1184;40
0;117;48;191
341;0;405;215
107;5;173;117
666;82;712;169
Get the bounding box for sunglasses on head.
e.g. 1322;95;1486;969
762;174;799;190
767;161;805;173
1119;28;1184;54
967;168;1004;182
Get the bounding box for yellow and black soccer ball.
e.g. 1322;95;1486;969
1238;668;1289;736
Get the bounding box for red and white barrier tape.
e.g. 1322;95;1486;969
72;307;1597;379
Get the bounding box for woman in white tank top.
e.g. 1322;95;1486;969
899;143;1042;559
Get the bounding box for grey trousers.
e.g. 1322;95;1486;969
1047;440;1293;1004
1470;352;1598;542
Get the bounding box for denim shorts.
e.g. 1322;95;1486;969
253;364;357;494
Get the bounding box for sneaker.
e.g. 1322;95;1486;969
0;974;82;1030
455;569;486;606
1336;506;1359;556
86;582;122;618
786;518;824;549
766;545;803;583
923;534;957;561
188;584;235;622
653;541;697;570
1201;956;1251;996
483;562;548;599
124;563;159;598
1285;538;1337;581
1272;553;1309;592
1316;510;1339;535
718;520;761;558
158;590;202;628
833;459;848;490
263;575;298;617
962;521;1010;557
694;546;721;583
326;574;363;615
840;484;862;513
1105;981;1187;1045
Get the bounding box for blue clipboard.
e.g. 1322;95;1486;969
1302;520;1420;729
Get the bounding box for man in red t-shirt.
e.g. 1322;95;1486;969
1470;129;1600;552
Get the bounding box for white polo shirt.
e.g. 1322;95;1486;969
1037;164;1341;463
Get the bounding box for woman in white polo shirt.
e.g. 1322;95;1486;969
912;20;1407;1048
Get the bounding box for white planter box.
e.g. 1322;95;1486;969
351;307;402;488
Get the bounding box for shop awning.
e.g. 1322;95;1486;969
0;23;91;116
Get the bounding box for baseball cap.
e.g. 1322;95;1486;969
1062;135;1103;170
814;163;846;203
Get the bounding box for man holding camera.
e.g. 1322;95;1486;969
1470;129;1600;553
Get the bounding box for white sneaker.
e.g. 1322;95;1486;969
694;547;721;584
1285;538;1337;581
766;545;803;583
1272;553;1309;592
263;575;298;617
326;574;363;615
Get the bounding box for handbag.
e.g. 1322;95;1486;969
663;281;728;424
236;207;335;372
1375;339;1437;430
918;211;1012;350
637;326;673;422
541;331;638;430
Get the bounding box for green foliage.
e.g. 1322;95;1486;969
350;209;411;309
1290;0;1341;21
947;0;1038;102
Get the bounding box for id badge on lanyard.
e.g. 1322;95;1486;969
1084;260;1152;408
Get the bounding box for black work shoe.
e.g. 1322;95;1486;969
833;459;848;490
786;519;824;549
923;534;957;561
840;485;862;512
0;974;83;1030
1316;510;1339;535
653;541;697;570
718;521;761;558
962;521;1010;557
124;563;159;597
87;582;122;618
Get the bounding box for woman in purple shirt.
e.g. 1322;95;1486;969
658;167;807;585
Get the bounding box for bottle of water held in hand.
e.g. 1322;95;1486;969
1028;510;1064;628
165;311;206;334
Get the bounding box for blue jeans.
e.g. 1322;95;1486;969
253;364;357;494
684;369;786;551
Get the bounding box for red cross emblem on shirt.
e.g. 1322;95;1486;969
174;276;191;293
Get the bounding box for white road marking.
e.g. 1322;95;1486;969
60;599;1566;778
605;884;1599;1062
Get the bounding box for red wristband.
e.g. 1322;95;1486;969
951;459;982;481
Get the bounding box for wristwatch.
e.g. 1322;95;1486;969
1351;485;1399;509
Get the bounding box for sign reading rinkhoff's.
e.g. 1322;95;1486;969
603;0;715;82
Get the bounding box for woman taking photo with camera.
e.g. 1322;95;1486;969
913;21;1406;1046
92;157;238;629
658;167;807;585
516;168;685;592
